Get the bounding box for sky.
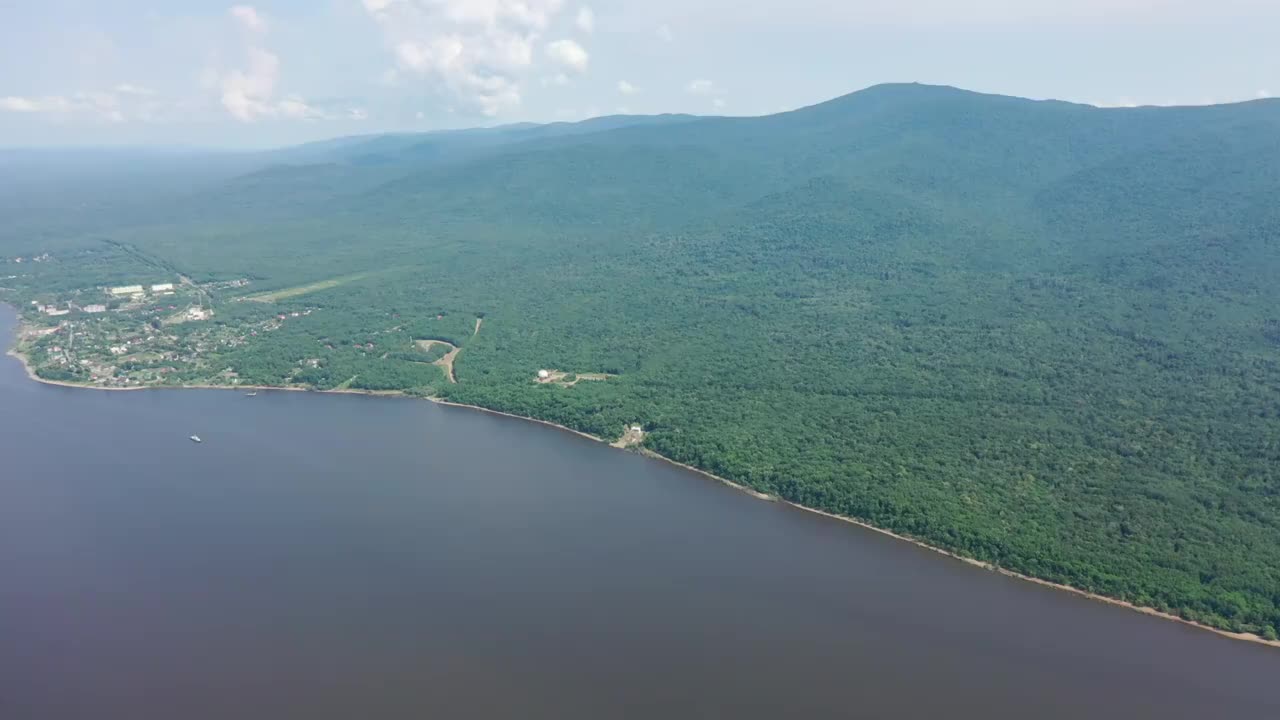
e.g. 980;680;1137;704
1;0;1277;148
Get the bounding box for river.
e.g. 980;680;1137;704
1;304;1277;719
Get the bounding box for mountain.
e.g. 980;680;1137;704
4;84;1280;640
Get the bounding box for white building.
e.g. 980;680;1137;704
151;283;175;293
83;304;107;314
110;285;144;296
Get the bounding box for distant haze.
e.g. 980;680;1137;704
1;0;1277;148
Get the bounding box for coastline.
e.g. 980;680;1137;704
5;340;1279;650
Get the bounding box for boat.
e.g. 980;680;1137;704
245;391;258;397
190;435;202;443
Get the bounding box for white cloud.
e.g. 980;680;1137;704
394;41;439;74
545;39;589;73
617;80;638;95
367;0;566;28
0;91;129;122
576;7;595;33
220;46;281;121
230;5;267;34
277;95;325;120
474;78;522;116
77;91;122;118
114;84;155;97
348;108;370;121
364;0;574;117
214;7;333;122
542;73;571;87
656;24;674;42
686;79;728;109
0;96;72;113
1258;90;1272;99
686;79;717;95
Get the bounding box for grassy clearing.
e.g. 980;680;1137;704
535;370;615;387
415;339;462;383
244;273;370;302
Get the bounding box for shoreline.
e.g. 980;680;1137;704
5;340;1278;650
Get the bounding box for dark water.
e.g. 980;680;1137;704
1;304;1277;720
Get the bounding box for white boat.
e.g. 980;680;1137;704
245;392;258;397
190;435;202;443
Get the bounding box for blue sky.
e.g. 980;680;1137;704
2;0;1276;148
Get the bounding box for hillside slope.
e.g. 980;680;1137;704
4;84;1279;640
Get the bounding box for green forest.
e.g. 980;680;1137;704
3;83;1279;640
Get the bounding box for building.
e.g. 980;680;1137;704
151;283;175;293
45;307;69;317
83;304;107;314
537;369;551;380
110;285;144;296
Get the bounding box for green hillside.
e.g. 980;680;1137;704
4;83;1279;639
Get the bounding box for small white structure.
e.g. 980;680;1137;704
537;369;551;380
45;308;69;317
83;304;107;314
152;283;175;293
110;285;144;296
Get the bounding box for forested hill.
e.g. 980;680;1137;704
4;83;1280;641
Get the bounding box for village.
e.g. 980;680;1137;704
11;275;315;389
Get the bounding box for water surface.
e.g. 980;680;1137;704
2;304;1277;719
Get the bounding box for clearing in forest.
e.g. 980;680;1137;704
535;370;614;387
416;339;461;383
244;273;369;302
611;424;646;449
